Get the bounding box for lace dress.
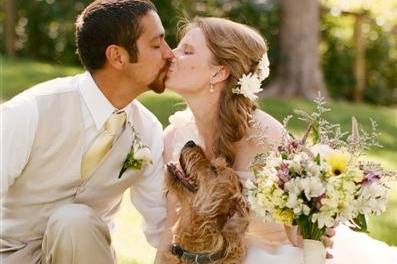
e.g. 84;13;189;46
167;109;397;264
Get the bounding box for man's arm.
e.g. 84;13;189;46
0;95;38;196
129;120;166;248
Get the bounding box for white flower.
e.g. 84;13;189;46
134;146;152;164
300;177;325;200
312;212;336;228
233;73;263;101
284;178;302;195
306;163;321;177
257;53;270;81
133;141;152;165
302;204;311;215
310;144;333;159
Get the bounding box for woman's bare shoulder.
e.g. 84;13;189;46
234;110;285;171
251;109;285;145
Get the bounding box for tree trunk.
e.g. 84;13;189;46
4;0;17;56
264;0;327;99
353;14;365;102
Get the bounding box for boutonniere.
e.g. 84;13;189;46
119;129;152;178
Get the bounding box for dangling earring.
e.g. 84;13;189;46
209;82;214;93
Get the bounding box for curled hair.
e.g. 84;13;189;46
180;17;268;166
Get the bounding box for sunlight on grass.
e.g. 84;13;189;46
113;190;156;264
1;55;82;100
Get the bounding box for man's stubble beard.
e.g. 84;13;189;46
148;61;170;94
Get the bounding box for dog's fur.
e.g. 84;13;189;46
162;141;249;264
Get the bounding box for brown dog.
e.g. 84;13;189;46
163;140;249;264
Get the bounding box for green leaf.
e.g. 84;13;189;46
315;153;321;165
349;214;369;233
296;214;326;240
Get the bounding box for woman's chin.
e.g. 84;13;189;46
164;82;182;94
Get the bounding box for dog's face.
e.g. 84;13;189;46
166;140;249;227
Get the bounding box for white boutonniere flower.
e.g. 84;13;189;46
132;141;152;164
119;130;152;178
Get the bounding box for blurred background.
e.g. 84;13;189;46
1;0;396;263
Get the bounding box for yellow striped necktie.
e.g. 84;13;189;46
81;111;127;179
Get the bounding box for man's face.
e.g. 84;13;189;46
127;10;174;93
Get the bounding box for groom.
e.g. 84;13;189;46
0;0;173;263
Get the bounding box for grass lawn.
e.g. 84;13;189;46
2;56;397;263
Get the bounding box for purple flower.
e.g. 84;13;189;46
361;170;380;185
277;162;291;188
287;140;300;154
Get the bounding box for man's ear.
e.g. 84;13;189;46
211;65;230;84
105;45;130;70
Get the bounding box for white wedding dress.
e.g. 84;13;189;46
167;109;397;264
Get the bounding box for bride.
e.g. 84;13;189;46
156;16;397;263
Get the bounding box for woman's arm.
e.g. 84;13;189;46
154;125;180;263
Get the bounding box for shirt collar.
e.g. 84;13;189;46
78;71;135;130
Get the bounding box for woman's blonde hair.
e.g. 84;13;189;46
179;17;268;166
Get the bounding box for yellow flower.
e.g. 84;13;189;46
326;150;351;176
274;208;294;225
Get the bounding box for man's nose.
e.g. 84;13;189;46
163;42;175;60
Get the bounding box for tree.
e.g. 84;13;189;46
321;0;397;104
4;0;16;56
264;0;327;99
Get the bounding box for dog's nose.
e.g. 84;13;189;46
185;140;196;148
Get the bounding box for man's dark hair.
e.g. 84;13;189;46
75;0;157;71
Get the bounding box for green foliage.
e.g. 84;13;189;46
321;14;356;100
9;0;91;64
364;24;397;105
1;1;395;105
0;55;81;100
321;12;397;105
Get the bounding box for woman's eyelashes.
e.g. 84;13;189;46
151;42;161;49
177;43;194;55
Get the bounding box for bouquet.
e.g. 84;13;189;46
246;96;396;264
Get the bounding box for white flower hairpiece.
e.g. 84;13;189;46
232;53;270;101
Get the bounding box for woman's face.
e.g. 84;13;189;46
165;27;216;95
